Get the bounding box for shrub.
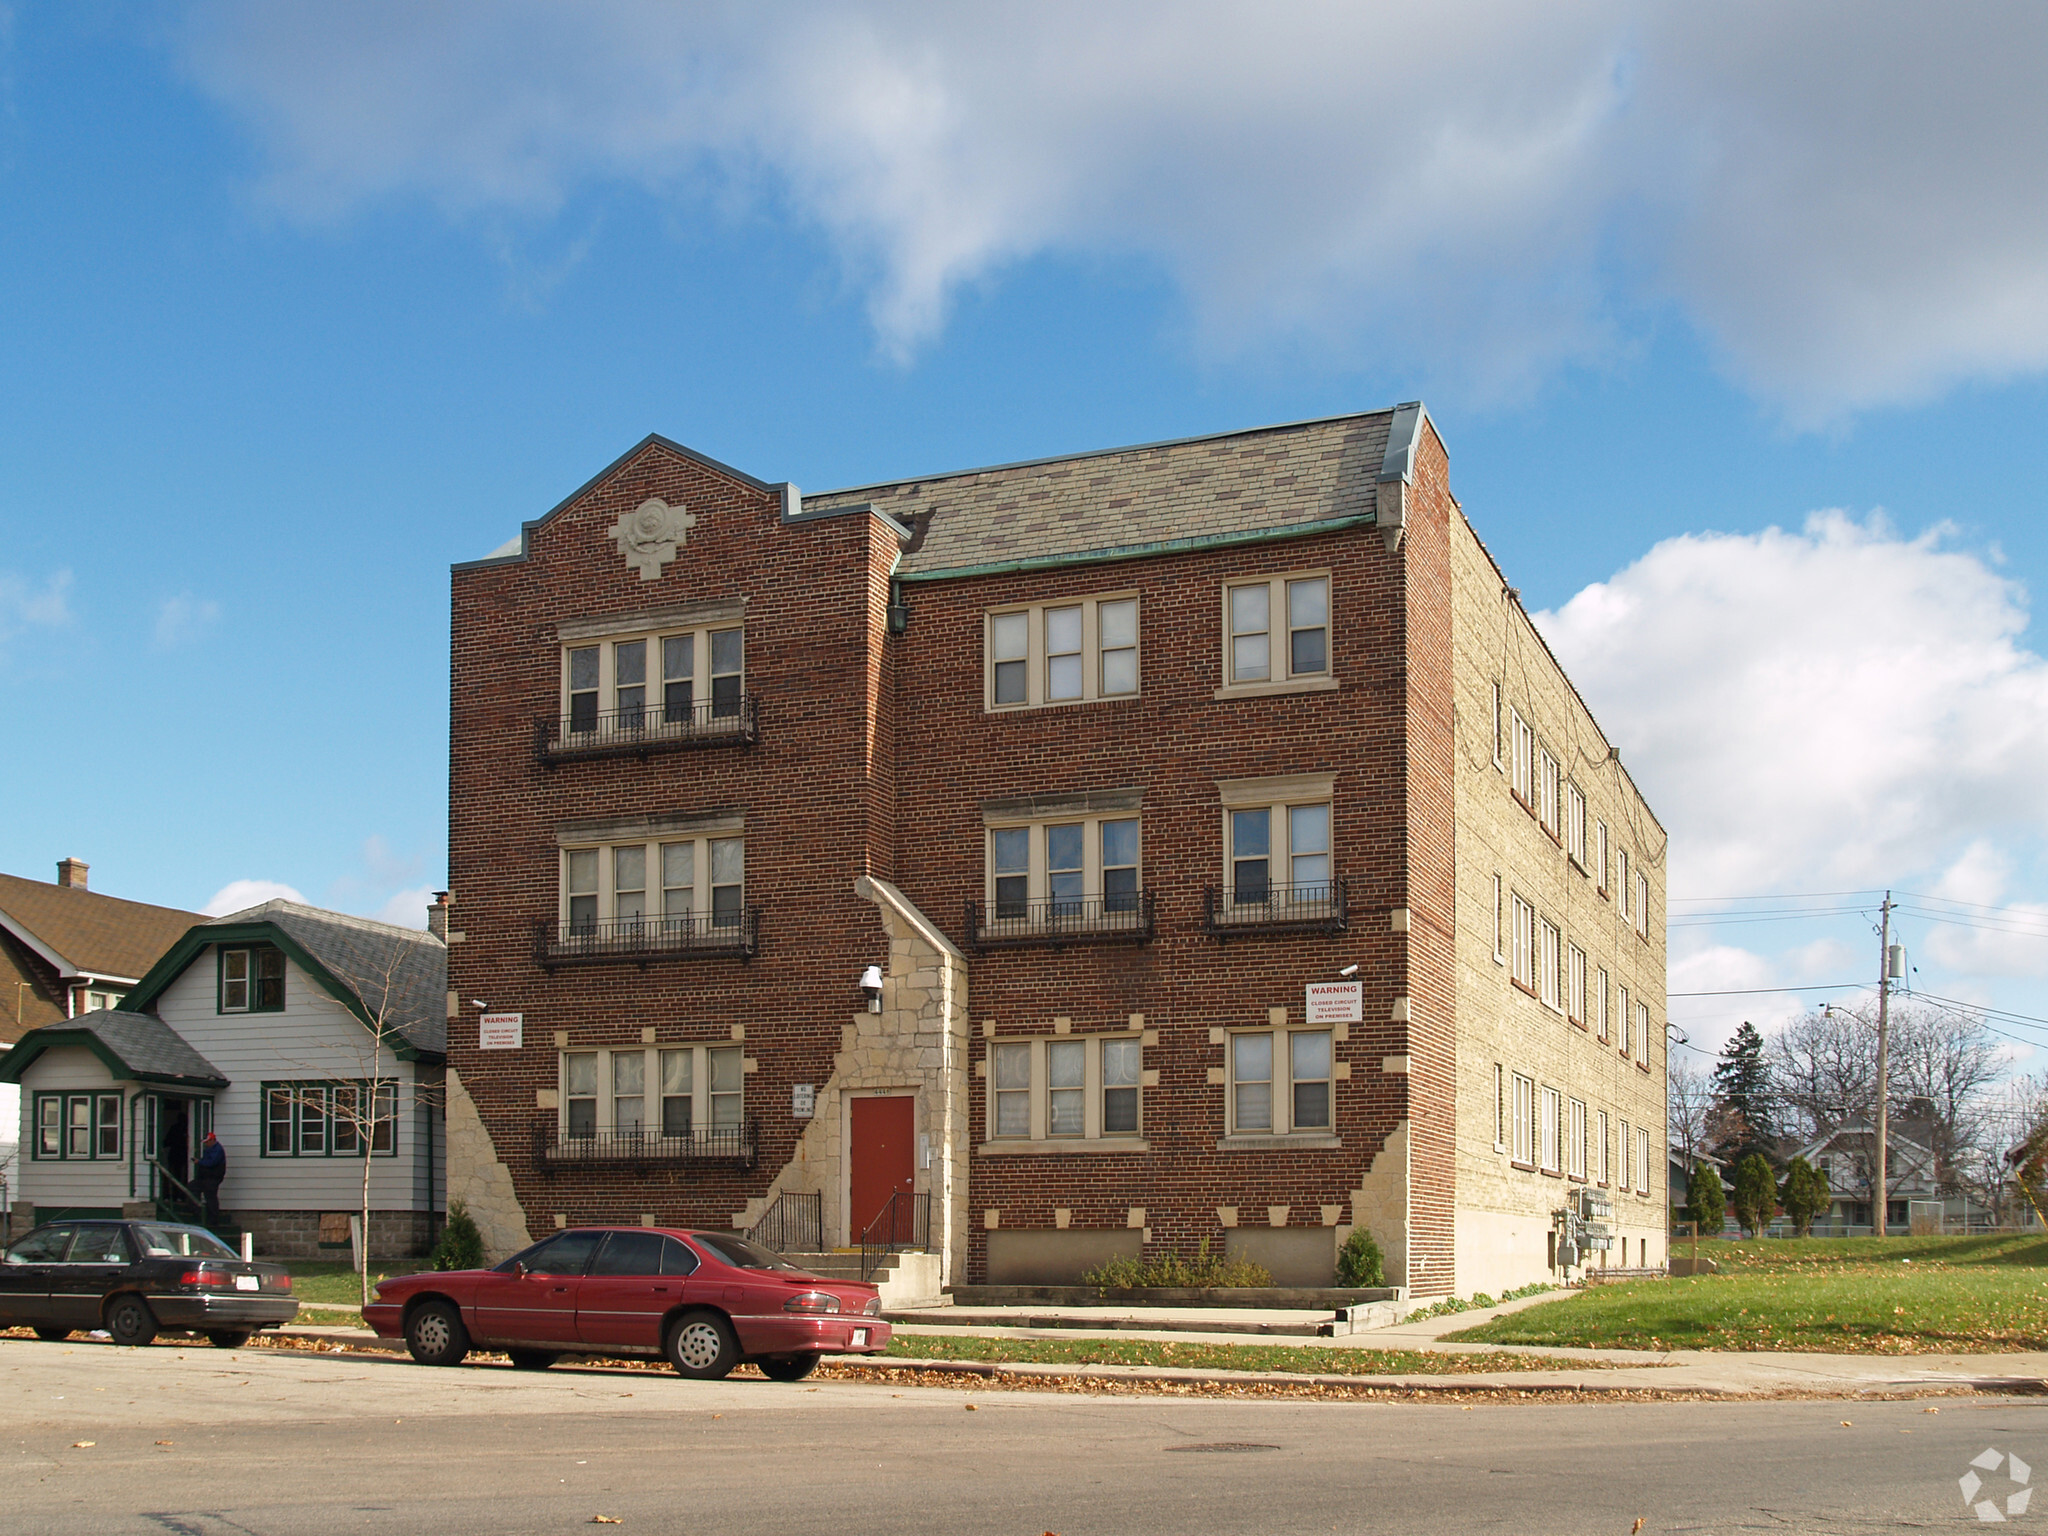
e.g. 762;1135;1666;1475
1778;1157;1829;1237
431;1200;485;1272
1085;1238;1272;1289
1336;1227;1385;1288
1688;1161;1727;1235
1732;1152;1778;1237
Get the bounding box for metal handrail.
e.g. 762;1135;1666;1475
534;909;760;967
143;1154;206;1212
965;890;1155;952
536;693;759;764
751;1191;824;1255
859;1189;930;1282
1203;877;1349;937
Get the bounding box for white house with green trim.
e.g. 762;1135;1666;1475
0;901;446;1258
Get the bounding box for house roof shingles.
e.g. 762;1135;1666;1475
1;1008;227;1088
803;410;1394;579
207;900;447;1056
0;872;202;986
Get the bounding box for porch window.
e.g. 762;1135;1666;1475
31;1091;122;1160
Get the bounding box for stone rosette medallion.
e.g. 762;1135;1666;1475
610;496;697;580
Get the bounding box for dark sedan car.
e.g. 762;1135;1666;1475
0;1220;296;1348
364;1227;891;1381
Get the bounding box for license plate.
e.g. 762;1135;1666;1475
234;1274;260;1292
851;1328;868;1347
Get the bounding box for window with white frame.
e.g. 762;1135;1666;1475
220;946;285;1013
1596;820;1610;893
33;1091;123;1160
262;1081;397;1157
986;813;1142;922
1491;681;1504;767
1635;871;1651;936
1537;745;1560;835
1492;874;1505;962
1616;848;1631;920
1493;1063;1506;1151
986;1033;1146;1142
1619;986;1633;1057
1540;1086;1561;1172
565;622;744;733
562;833;744;935
1618;1118;1632;1190
1510;708;1532;804
1569;1097;1587;1179
1539;918;1562;1009
1638;1125;1653;1195
560;1044;742;1140
1224;573;1330;688
1511;894;1535;990
1596;967;1611;1040
1228;1028;1333;1135
987;594;1140;710
1637;1001;1652;1064
1597;1109;1611;1185
1512;1072;1534;1165
1567;943;1587;1024
1566;783;1587;868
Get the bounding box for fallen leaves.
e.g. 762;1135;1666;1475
71;1441;94;1449
590;1517;622;1525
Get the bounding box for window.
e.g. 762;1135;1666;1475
1568;1098;1587;1179
558;1045;742;1141
985;1033;1146;1142
85;989;121;1012
259;1081;397;1157
1227;1027;1333;1135
1566;783;1587;868
1637;1001;1653;1064
1618;1119;1632;1191
1635;871;1651;936
1616;848;1631;921
1510;709;1532;803
1539;918;1562;1009
985;814;1143;925
1226;802;1331;906
1567;943;1587;1024
561;834;745;935
1597;1109;1611;1185
220;947;285;1013
1638;1126;1653;1195
1493;1063;1506;1151
987;594;1140;709
33;1092;122;1160
1491;681;1504;768
1596;820;1610;893
1224;574;1330;688
1511;894;1535;990
1595;967;1611;1041
1618;986;1632;1057
1537;745;1560;835
564;622;744;734
1540;1087;1561;1172
1511;1073;1534;1165
1492;875;1504;963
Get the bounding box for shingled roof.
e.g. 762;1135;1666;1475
206;901;448;1057
0;871;201;987
803;409;1394;580
0;1008;227;1089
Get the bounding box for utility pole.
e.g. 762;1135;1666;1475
1873;892;1892;1239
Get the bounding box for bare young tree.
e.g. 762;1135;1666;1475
1668;1056;1713;1174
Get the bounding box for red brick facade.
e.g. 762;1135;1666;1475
447;413;1471;1293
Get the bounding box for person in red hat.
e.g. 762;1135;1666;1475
193;1131;226;1228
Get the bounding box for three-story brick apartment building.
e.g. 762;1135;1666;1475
444;404;1668;1297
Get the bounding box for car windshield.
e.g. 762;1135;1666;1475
133;1224;238;1260
689;1232;795;1271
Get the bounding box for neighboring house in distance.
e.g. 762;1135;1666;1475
1797;1116;1993;1234
1;900;447;1257
0;860;202;1192
443;404;1669;1297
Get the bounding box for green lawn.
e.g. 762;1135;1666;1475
284;1261;416;1307
884;1333;1615;1376
1445;1233;2048;1354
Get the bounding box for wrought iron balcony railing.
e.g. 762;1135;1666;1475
536;694;759;766
965;891;1155;952
1203;877;1349;938
534;910;760;968
536;1121;757;1171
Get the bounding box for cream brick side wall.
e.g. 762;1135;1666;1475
1449;510;1669;1296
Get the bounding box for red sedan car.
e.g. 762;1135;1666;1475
363;1227;890;1381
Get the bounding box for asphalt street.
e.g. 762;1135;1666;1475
3;1337;2043;1534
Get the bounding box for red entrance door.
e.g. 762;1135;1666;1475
849;1095;915;1243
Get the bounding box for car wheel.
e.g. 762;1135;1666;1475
206;1330;252;1350
105;1295;158;1348
664;1311;739;1380
757;1353;821;1383
32;1327;70;1342
507;1349;559;1371
405;1300;470;1367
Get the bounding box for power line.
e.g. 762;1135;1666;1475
1667;982;1868;998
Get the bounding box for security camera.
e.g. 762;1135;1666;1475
1338;964;1359;978
471;999;490;1009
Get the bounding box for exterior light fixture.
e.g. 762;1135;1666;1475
859;965;884;1013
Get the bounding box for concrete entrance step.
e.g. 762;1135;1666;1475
778;1250;943;1309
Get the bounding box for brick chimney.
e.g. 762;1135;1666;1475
427;891;450;940
56;858;88;891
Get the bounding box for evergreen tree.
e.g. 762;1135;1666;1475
1711;1020;1774;1162
1688;1161;1727;1235
1778;1158;1830;1238
1732;1152;1778;1237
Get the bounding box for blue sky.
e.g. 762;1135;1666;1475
5;3;2048;1068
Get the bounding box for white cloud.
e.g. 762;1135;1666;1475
1534;512;2048;900
169;1;2048;415
1913;842;2048;981
153;592;222;648
0;568;73;638
202;878;307;916
371;885;437;930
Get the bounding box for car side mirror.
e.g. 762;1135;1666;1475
514;1262;529;1279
